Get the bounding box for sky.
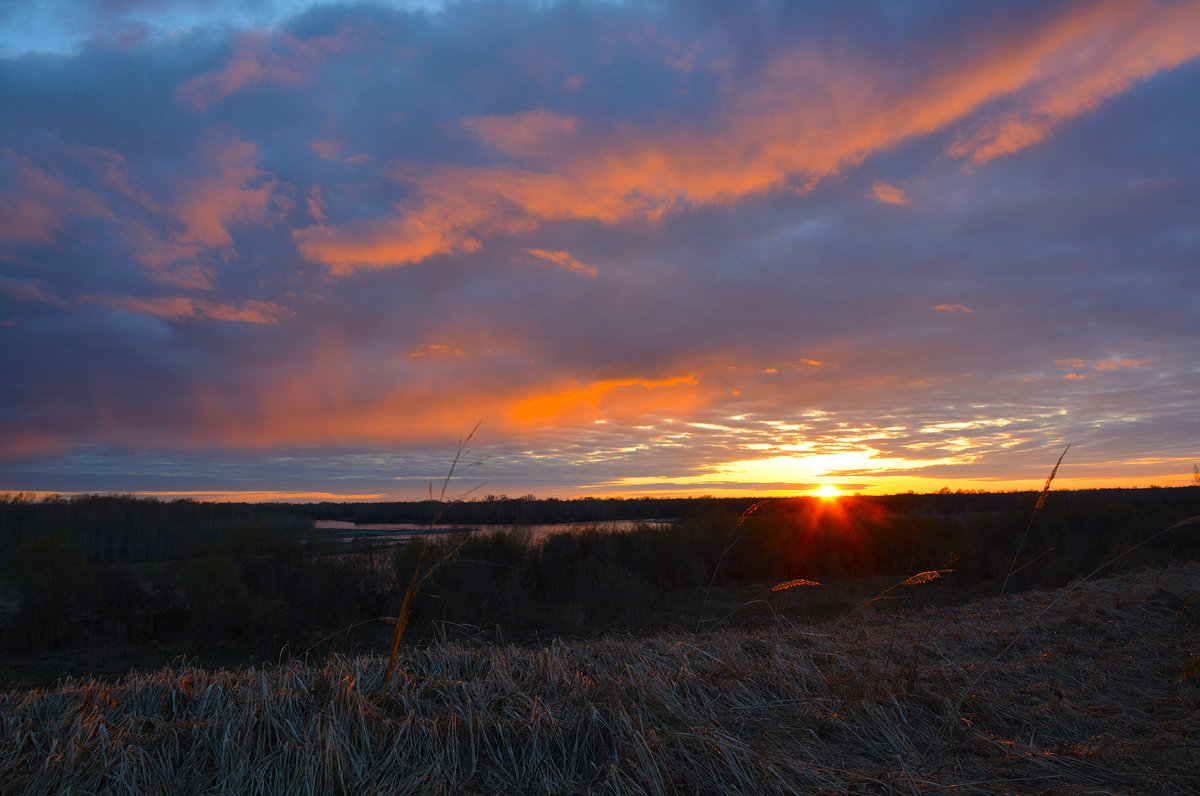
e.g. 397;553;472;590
1;0;1198;501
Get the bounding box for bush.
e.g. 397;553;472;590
181;554;248;642
4;531;97;647
94;564;149;642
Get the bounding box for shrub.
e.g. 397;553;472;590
181;554;248;642
4;531;97;647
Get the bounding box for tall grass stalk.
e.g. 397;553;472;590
1001;442;1069;597
381;423;481;706
696;499;773;630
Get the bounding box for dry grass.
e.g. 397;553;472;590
3;563;1198;794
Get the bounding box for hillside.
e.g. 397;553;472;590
3;563;1198;794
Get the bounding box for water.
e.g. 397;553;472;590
312;519;673;548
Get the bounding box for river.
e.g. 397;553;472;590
312;519;674;547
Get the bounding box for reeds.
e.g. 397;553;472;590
382;422;481;708
1002;442;1069;597
4;562;1198;793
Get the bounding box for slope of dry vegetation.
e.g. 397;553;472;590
3;563;1198;794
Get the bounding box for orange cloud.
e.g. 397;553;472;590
195;344;504;448
0;149;110;246
1055;357;1154;371
947;1;1200;163
64;144;159;210
193;342;713;450
86;295;291;324
1093;357;1153;370
0;146;245;294
526;248;598;276
508;376;700;426
409;344;466;358
306;185;325;222
780;358;825;369
130;130;285;285
178;28;355;111
461;109;579;159
174;134;281;249
934;304;974;313
870;181;910;205
295;2;1200;273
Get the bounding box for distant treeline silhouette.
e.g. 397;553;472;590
296;495;736;525
287;487;1200;528
1;488;1197;661
0;493;312;566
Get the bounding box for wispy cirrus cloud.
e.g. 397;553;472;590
0;276;68;307
295;1;1200;274
85;295;291;324
526;248;597;276
1055;357;1155;371
946;0;1200;164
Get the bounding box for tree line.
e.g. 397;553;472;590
1;487;1197;660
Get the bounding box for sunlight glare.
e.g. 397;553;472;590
814;484;841;498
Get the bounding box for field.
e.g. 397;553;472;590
3;562;1198;794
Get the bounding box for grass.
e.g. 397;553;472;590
383;423;481;711
3;561;1198;794
1001;443;1070;598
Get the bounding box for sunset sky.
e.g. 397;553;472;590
2;0;1198;501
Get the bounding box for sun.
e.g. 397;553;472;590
813;484;841;499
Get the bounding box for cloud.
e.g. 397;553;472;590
310;139;368;163
1093;358;1153;370
409;344;466;358
508;376;701;427
526;248;597;276
0;148;110;247
86;295;291;324
870;181;910;205
1;1;1198;497
1055;357;1154;371
127;129;288;285
461;109;579;159
177;27;355;111
0;276;68;307
947;0;1200;164
293;1;1200;274
171;132;282;249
